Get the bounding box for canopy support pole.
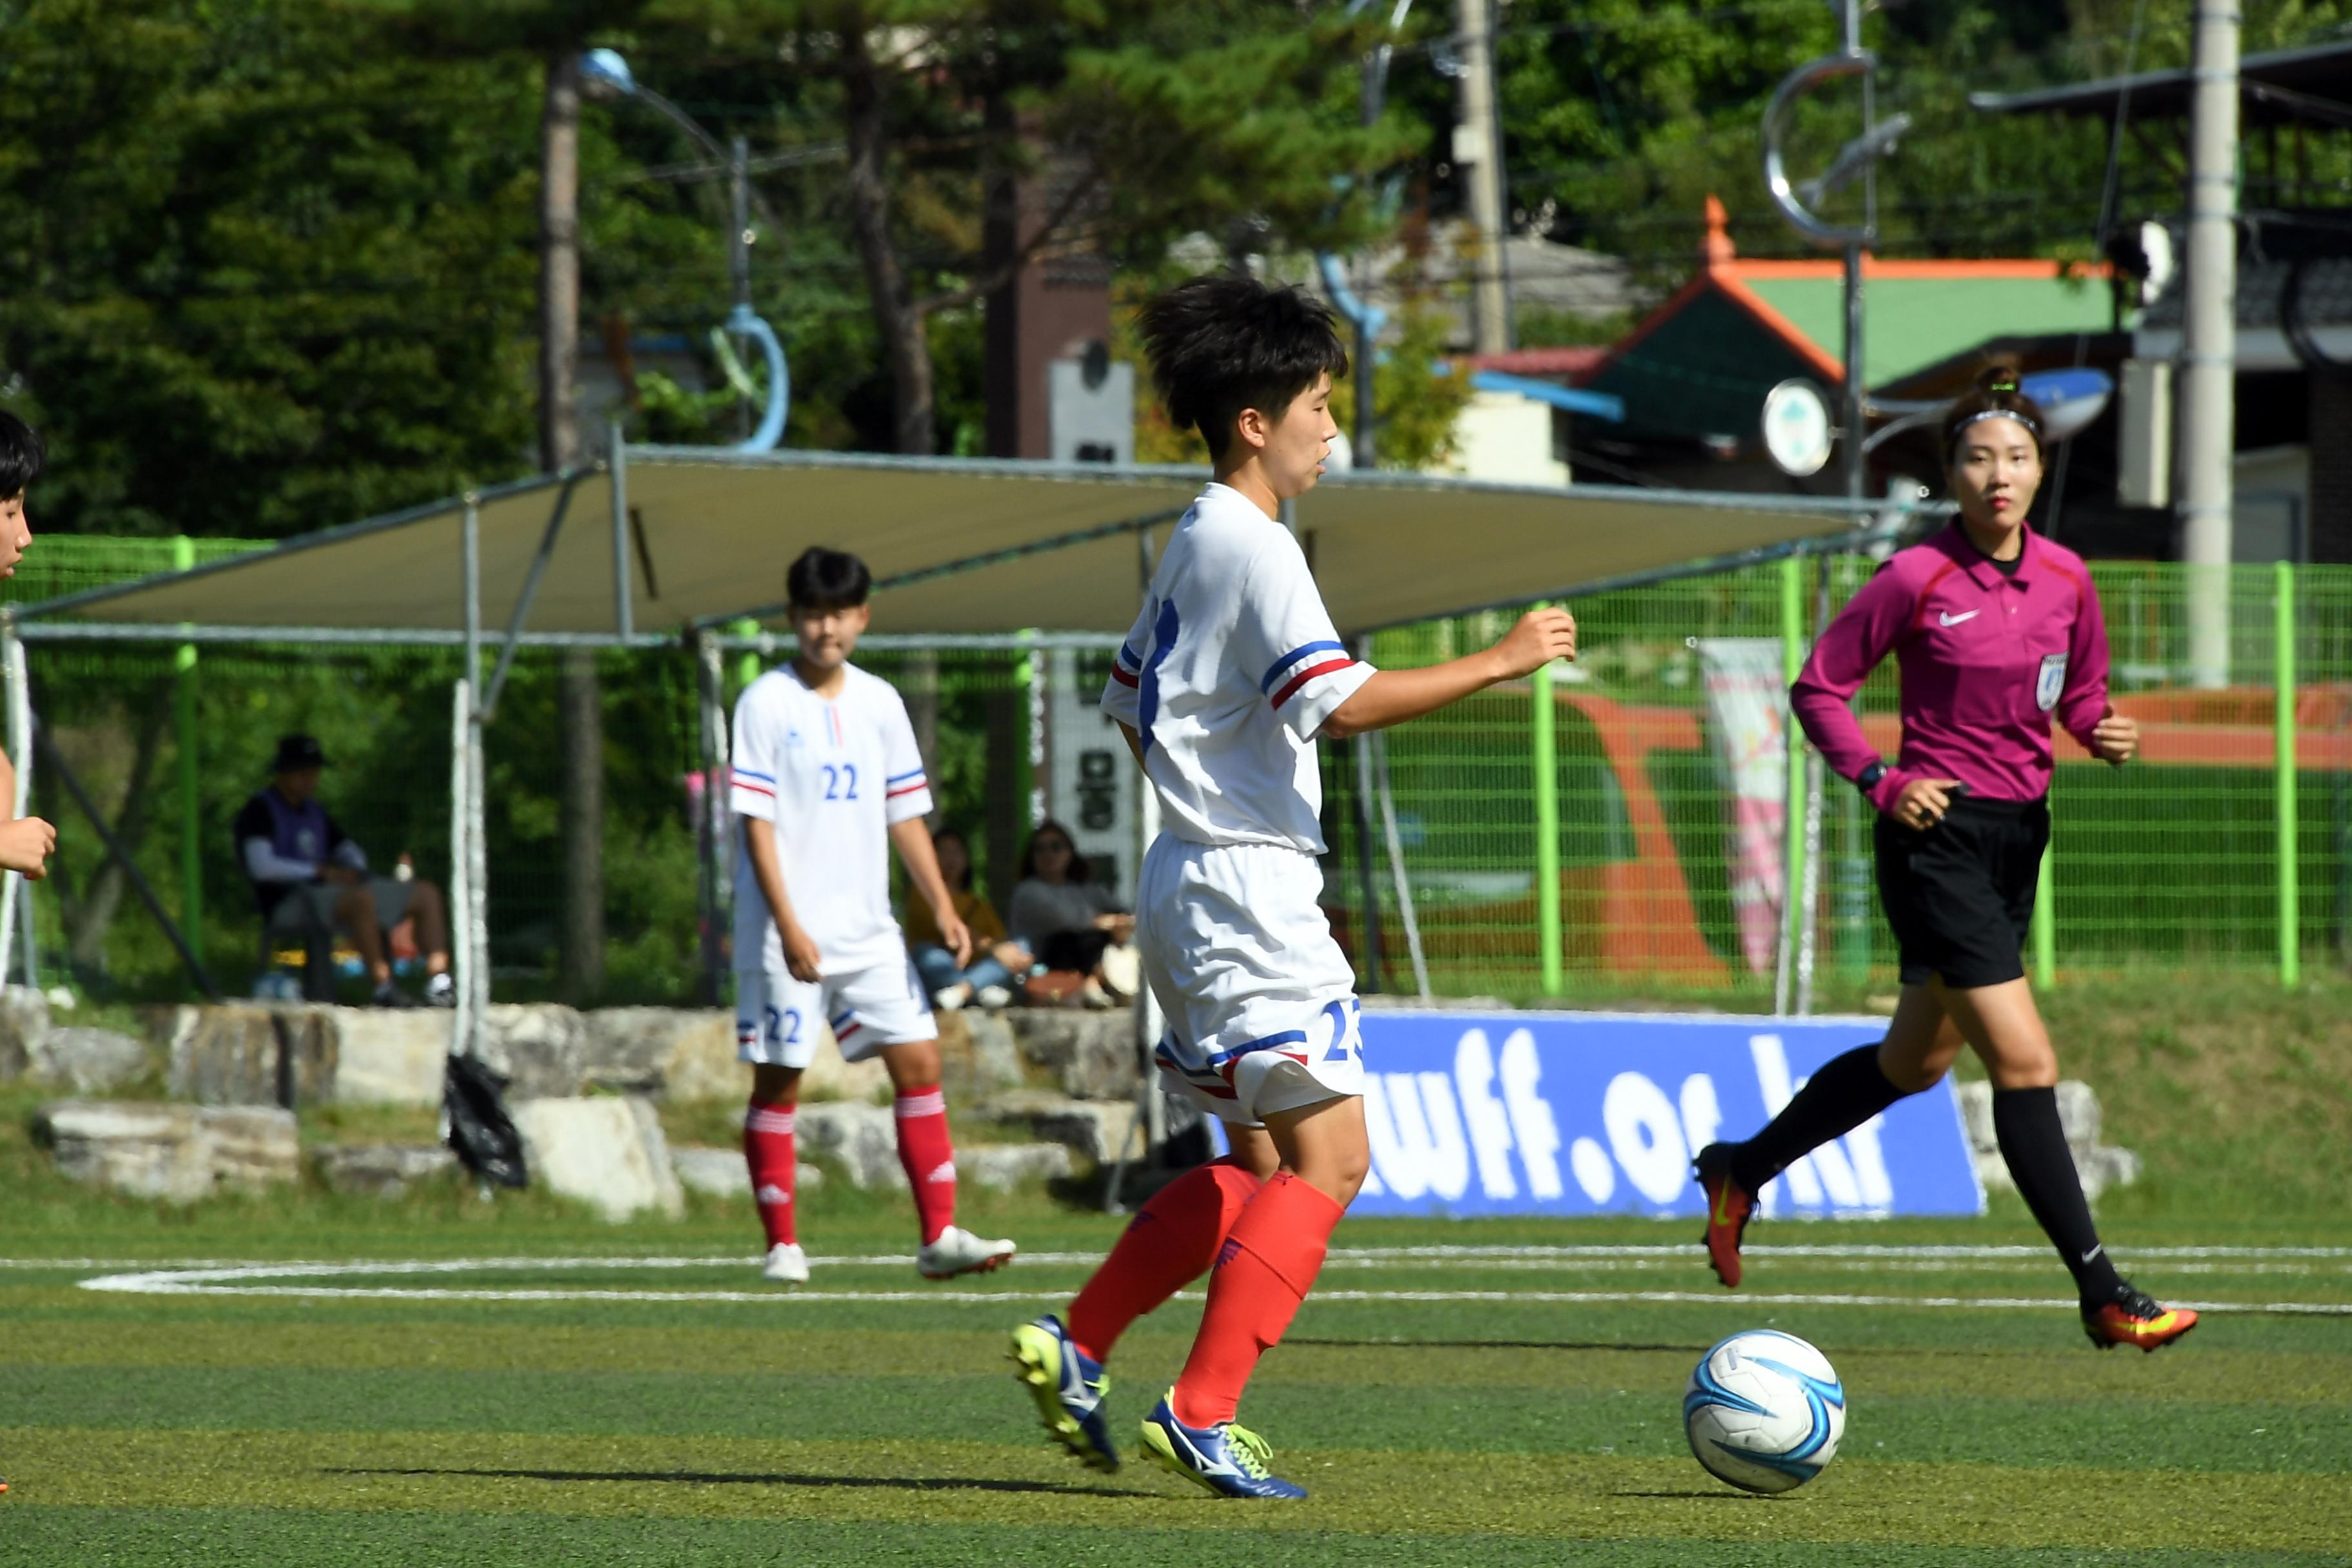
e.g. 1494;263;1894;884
0;621;26;987
1349;639;1385;994
461;496;489;1052
611;427;634;638
1375;729;1431;1000
482;475;580;721
1107;524;1165;1215
693;629;730;1008
449;678;474;1061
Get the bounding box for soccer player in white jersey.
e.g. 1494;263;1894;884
732;546;1016;1284
1009;278;1577;1497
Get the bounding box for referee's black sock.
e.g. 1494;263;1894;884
1729;1045;1907;1195
1992;1086;2124;1304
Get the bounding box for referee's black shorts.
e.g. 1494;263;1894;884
1872;794;2049;990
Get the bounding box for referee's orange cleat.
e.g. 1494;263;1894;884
1692;1143;1754;1289
2082;1288;2199;1352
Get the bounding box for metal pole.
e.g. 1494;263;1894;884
1795;558;1834;1014
730;134;754;441
449;678;473;1058
173;535;202;965
462;497;487;1048
2180;1;2239;689
1531;621;1563;995
1456;0;1510;354
1774;556;1805;1014
1375;730;1432;999
694;630;730;1008
1351;728;1386;994
611;422;634;638
1021;631;1045;828
732;616;763;689
2277;558;2300;986
0;623;24;986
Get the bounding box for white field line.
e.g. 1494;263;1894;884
21;1242;2351;1274
65;1253;2352;1315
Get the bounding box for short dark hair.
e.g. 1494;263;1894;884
1943;360;2046;465
0;411;44;500
1019;819;1089;883
785;545;871;609
1138;277;1348;460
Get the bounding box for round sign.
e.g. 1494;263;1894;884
1761;379;1833;477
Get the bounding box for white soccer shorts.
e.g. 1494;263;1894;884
736;954;937;1068
1139;834;1364;1128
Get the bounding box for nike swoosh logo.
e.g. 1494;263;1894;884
2080;1245;2104;1264
1940;610;1980;627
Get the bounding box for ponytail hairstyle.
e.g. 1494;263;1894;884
1942;360;2045;466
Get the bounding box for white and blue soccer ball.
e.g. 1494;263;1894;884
1683;1329;1846;1494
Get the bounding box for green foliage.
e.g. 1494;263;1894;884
1327;290;1475;475
0;0;543;540
1459;0;2352;286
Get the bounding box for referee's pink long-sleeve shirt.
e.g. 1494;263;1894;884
1791;525;2112;816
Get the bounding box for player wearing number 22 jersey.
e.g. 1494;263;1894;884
731;545;1014;1286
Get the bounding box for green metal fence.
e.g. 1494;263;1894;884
8;536;2346;1006
1326;558;2349;1002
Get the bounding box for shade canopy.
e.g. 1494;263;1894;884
23;447;1896;638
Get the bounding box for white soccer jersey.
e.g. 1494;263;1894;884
730;662;934;974
1100;483;1375;852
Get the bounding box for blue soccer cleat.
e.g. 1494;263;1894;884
1139;1390;1306;1499
1008;1315;1119;1472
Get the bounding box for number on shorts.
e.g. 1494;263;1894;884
821;764;859;801
764;1005;803;1047
1321;1000;1357;1063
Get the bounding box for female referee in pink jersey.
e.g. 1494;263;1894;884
1693;364;2195;1353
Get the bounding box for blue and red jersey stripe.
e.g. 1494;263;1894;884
1261;640;1355;710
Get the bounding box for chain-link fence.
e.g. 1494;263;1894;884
10;538;2347;1006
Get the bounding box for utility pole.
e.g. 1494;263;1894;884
2180;1;2239;689
1455;0;1510;354
544;50;607;1003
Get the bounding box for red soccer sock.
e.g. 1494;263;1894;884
1065;1157;1263;1364
894;1088;957;1245
1170;1171;1345;1429
743;1099;798;1248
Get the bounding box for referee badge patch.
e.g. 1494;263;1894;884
2035;652;2068;712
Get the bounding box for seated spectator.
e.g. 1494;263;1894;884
904;827;1028;1012
235;734;452;1007
1006;820;1135;1009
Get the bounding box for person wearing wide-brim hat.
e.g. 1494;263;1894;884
233;734;452;1006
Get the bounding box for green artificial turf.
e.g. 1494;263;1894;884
3;1194;2349;1564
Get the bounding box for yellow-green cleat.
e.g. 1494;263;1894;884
1008;1315;1119;1471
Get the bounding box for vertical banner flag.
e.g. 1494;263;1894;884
1698;638;1790;974
1244;1010;1981;1220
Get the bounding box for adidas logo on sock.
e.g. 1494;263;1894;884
1213;1238;1242;1271
755;1184;792;1206
925;1161;956;1184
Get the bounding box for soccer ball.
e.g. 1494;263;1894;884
1683;1329;1846;1494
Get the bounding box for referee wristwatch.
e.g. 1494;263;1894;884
1856;761;1888;795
